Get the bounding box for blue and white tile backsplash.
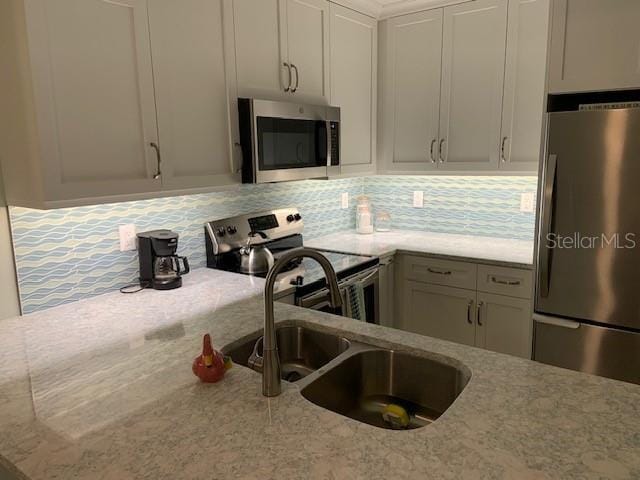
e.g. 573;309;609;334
9;175;537;313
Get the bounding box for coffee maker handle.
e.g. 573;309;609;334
178;256;190;275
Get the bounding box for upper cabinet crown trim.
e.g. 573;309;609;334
333;0;474;19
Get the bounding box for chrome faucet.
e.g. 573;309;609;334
249;248;343;397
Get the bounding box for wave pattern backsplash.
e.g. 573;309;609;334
10;178;364;314
10;176;537;314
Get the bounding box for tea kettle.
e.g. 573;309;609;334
239;231;274;275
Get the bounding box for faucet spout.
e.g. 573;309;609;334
262;248;342;397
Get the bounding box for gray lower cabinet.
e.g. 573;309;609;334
397;254;533;358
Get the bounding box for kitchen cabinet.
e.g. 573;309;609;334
148;0;239;190
549;0;640;93
396;254;533;358
378;254;395;327
0;0;239;208
476;293;531;358
401;281;477;347
233;0;330;103
378;9;442;173
379;0;547;174
329;3;377;174
499;0;550;171
438;0;507;171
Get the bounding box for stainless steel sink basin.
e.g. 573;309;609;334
300;349;468;430
223;326;351;382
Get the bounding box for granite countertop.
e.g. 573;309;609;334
306;230;535;268
1;268;639;479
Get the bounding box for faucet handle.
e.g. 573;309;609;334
247;337;264;373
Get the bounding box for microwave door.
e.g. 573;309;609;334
536;108;640;331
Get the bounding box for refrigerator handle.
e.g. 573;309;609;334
539;154;558;298
533;313;580;329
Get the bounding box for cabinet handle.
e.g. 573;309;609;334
490;276;521;286
438;138;446;163
477;301;484;326
500;136;508;162
427;267;452;275
291;63;299;92
283;62;292;92
467;300;474;325
429;139;437;163
150;142;162;180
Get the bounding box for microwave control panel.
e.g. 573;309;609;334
330;121;340;166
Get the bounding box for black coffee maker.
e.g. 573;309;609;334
137;230;190;290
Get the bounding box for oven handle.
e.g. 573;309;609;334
297;266;379;309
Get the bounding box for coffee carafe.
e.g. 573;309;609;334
137;230;190;290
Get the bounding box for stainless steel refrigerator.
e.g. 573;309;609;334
534;105;640;385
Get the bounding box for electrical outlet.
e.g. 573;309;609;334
341;192;349;209
520;192;535;213
119;224;137;252
413;191;424;208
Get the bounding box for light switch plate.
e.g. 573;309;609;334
119;224;137;252
341;192;349;209
413;191;424;208
520;192;535;213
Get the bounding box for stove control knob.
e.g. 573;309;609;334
294;213;302;221
227;226;237;235
216;227;226;237
286;214;295;223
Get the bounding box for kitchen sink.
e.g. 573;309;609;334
300;349;468;430
222;326;351;382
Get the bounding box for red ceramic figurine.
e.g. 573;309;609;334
192;333;226;383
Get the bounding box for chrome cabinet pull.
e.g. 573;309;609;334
438;138;446;163
490;276;521;286
429;139;437;163
467;300;474;325
477;301;484;326
150;142;162;179
500;136;508;162
291;63;299;92
283;62;292;92
427;267;452;276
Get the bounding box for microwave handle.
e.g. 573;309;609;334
325;120;332;167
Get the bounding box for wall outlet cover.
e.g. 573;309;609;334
119;224;137;252
520;192;535;213
341;192;349;209
413;191;424;208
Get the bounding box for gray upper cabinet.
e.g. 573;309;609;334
438;0;508;171
329;3;377;174
499;0;550;171
233;0;330;104
549;0;640;93
378;0;548;175
378;9;443;173
0;0;239;208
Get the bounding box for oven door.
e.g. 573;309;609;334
252;100;330;183
297;268;380;324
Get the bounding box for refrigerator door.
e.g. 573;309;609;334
536;108;640;330
534;314;640;385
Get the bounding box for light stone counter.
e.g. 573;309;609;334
306;230;535;268
1;268;639;479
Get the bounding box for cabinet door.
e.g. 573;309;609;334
476;292;531;358
378;255;395;328
329;4;377;174
439;0;508;171
499;0;550;172
401;281;476;346
549;0;640;93
284;0;330;102
379;10;442;173
233;0;288;99
25;0;160;202
148;0;239;190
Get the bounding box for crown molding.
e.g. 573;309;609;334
332;0;474;19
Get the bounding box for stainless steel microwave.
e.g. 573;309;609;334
238;98;340;183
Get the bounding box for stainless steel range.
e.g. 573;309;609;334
205;208;379;323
